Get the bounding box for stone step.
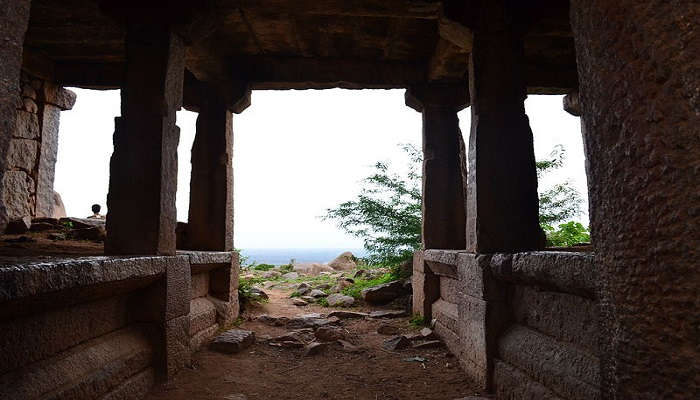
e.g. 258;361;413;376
190;297;217;336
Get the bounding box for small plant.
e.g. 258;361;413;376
279;263;294;273
289;291;301;298
317;297;329;307
253;263;276;271
341;272;395;300
61;220;74;230
409;314;426;327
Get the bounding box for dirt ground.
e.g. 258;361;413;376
147;288;482;400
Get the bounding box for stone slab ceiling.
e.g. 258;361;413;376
22;0;576;92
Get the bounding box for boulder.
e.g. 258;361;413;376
326;294;355;307
314;326;346;342
286;315;339;330
262;270;281;279
293;262;334;276
210;329;255;353
361;280;406;305
282;272;299;280
70;226;107;241
328;251;357;271
51;191;67;219
303;341;329;356
301;296;315;302
5;216;31;234
292;298;308;306
308;289;327;298
369;310;408;319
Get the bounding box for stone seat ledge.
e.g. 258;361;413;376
0;255;187;319
177;250;234;267
490;251;597;299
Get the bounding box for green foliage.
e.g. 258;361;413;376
409;314;426;327
235;248;250;268
238;276;270;304
341;272;395;300
61;220;74;230
542;221;591;247
253;263;276;271
279;263;294;273
324;144;422;267
317;297;329;307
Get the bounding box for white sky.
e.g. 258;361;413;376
55;88;587;249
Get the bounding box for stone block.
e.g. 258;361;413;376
434;320;461;359
432;298;458;333
210;329;255;354
191;272;210;299
35;104;60;217
163;315;190;380
189;297;216;336
1;171;33;221
457;253;504;300
14;110;39;139
189;323;219;352
498;325;600;400
7;138;38;171
493;360;564;400
439;276;462;303
100;368;155;400
209;254;238;303
0;326;153;400
5;216;31;233
208;296;238;326
42;83;76;110
0;294;132;375
511;285;599;354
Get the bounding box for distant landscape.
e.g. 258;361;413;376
240;248;368;265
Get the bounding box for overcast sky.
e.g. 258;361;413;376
55;89;587;249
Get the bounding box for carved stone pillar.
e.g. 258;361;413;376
105;24;184;255
466;1;545;253
186;92;234;251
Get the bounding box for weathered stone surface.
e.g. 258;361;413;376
14;110;39;139
383;335;411;351
0;326;152;400
1;170;33;220
466;1;545;252
562;90;580;116
326;293;354;307
432;299;459;334
361;280;406;305
303;341;328;356
308;289;327;298
190;323;219;352
282;271;299;279
35;104;61;217
377;324;399;335
292;298;308;306
328;251;357;271
7;138;38;171
511;285;598;354
412;340;443;349
70;226;107;241
412;251;440;320
368;310;408;318
41;83;77;110
190;272;210;299
286;315;339;330
314;326;346;342
439;276;462;304
105;26;184;255
493;360;564;400
189;297;217;336
210;329;255;354
186;93;233;251
490;252;597;299
327;310;368;319
5;216;30;233
498;325;600;400
163;315;190;379
51;191;66;218
457;253;503;301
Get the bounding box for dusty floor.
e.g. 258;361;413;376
147;288;482;400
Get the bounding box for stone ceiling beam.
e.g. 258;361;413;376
234;0;442;19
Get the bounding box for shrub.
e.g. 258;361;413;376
253;263;275;271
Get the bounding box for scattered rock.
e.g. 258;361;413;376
5;217;31;234
383;336;411;351
301;296;316;302
377;324;399;335
282;272;299;279
249;287;269;301
326;294;355;307
403;356;428;363
262;270;281;279
314;326;346;342
210;329;255;354
315;283;332;290
328;251;357;271
420;327;437;340
337;339;363;353
308;289;328;298
334;278;354;292
286;315;339;329
296;282;310;291
412;340;444;349
269;340;304;349
70;226;106;241
29;222;58;232
327;311;368;319
256;315;288;326
303;341;329;357
369;310;408;319
223;394;248;400
60;217;104;229
292;298;308;306
52;191;67;219
293;262;334;276
263;281;277;289
362;280;407;305
47;233;66;241
353;269;367;278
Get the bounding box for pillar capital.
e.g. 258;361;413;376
183;71;250;114
405;83;469;113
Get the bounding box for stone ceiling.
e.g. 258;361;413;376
22;0;577;93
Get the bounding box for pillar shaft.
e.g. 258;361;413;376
0;0;31;232
186;95;234;251
105;25;184;255
422;104;468;250
466;1;543;253
571;1;700;397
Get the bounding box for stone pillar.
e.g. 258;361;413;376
406;83;468;319
571;1;699;398
0;0;31;232
466;0;545;253
186;93;233;251
105;24;184;255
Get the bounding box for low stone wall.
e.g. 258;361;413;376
416;250;599;399
0;251;239;399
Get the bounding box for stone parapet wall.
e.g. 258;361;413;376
0;251;239;399
415;249;599;399
1;70;75;227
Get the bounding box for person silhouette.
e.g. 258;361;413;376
88;204;105;219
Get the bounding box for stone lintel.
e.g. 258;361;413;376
563;90;581;116
405;83;469;112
